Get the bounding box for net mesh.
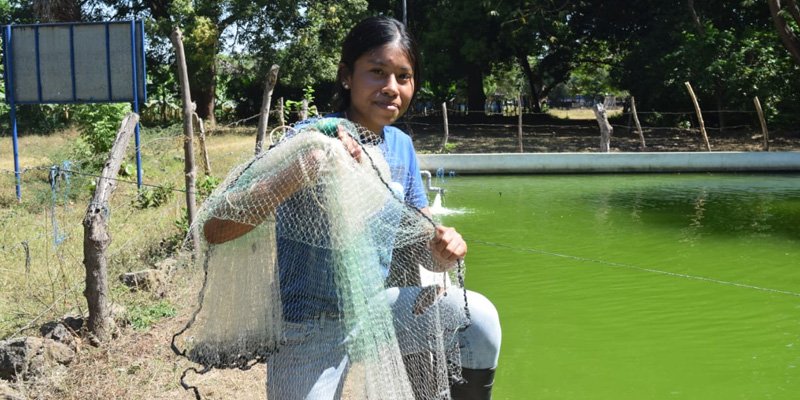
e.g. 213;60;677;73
173;118;469;399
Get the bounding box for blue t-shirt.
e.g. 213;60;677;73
276;116;428;322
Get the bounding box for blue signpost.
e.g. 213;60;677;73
2;20;147;200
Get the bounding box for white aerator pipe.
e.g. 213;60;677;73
419;170;444;194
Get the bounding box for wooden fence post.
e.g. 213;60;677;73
626;100;633;135
593;103;612;152
255;64;280;155
753;96;770;151
439;102;449;153
300;99;309;120
517;91;524;153
192;110;212;175
83;113;139;343
684;81;711;151
278;97;285;128
630;96;646;150
170;27;200;257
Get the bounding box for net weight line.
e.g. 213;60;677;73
471;238;800;298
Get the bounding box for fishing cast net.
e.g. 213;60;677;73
172;118;470;399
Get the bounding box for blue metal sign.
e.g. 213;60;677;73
2;20;147;199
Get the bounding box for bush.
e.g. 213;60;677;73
71;103;131;169
0;104;72;135
196;174;221;200
126;300;177;330
133;183;175;209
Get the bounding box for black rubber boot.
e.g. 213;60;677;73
450;367;496;400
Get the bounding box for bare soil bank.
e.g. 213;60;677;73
402;114;800;153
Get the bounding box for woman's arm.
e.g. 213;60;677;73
204;125;361;245
203;149;329;244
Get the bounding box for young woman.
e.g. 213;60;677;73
203;16;500;400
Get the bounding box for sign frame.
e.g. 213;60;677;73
2;20;147;200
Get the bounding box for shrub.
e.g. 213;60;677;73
196;174;221;200
133;183;175;209
126;300;177;330
71;103;131;169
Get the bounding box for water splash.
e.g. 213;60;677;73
429;192;466;216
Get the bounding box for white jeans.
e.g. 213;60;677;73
266;287;501;400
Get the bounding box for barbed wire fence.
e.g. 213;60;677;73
0;106;297;339
396;98;781;153
0;95;789;340
0;121;219;340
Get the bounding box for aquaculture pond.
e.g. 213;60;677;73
433;173;800;400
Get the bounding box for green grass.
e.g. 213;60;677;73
127;300;177;331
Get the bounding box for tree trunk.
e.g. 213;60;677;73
33;0;81;22
787;0;800;23
465;64;486;112
593;104;612;152
171;28;201;258
185;33;219;127
517;54;543;113
191;75;217;127
769;0;800;66
687;0;704;36
686;1;727;134
255;64;280;155
84;113;139;343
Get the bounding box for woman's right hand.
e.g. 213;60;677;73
429;225;467;272
336;125;362;161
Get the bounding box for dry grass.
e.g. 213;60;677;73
0;126;258;338
546;107;623;120
18;269;267;400
1;124;270;399
0;130;78;172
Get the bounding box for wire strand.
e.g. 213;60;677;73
0;166;187;193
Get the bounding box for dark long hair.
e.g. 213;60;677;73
333;16;421;112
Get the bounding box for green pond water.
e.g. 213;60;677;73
433;173;800;400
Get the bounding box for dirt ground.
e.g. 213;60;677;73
402;115;800;153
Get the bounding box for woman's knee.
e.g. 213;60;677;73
460;290;501;368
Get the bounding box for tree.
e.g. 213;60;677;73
33;0;81;21
418;0;502;110
768;0;800;66
417;1;594;113
97;0;300;125
494;1;588;113
254;2;368;94
570;0;800;127
98;1;368;124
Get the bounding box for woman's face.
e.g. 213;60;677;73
342;42;415;134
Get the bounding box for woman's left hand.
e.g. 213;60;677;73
430;225;467;271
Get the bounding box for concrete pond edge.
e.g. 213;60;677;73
418;151;800;174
